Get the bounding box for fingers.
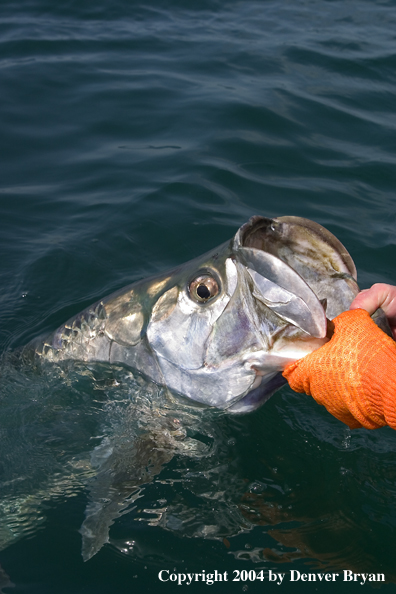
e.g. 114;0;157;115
351;284;389;315
350;283;396;339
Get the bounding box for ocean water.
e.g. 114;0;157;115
1;0;396;592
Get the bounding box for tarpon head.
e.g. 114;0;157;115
38;216;360;413
129;215;359;412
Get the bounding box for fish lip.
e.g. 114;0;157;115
250;371;264;390
243;354;284;375
233;216;275;251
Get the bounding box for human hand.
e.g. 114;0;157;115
350;283;396;340
283;309;396;429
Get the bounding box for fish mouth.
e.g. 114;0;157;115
235;215;356;280
234;220;327;340
233;215;359;335
220;215;361;413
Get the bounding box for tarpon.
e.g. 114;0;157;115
30;215;367;414
4;215;389;563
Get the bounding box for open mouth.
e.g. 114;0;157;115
235;215;356;280
222;215;362;414
234;215;358;327
234;217;327;338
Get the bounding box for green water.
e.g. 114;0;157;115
1;0;396;592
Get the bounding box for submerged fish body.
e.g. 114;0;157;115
32;215;360;413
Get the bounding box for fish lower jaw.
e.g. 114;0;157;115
227;371;288;413
244;339;329;374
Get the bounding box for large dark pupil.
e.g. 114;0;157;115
197;284;211;299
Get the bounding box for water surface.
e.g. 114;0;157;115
1;0;396;592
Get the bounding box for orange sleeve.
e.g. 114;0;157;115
282;309;396;430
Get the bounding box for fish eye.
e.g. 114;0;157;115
188;275;219;303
